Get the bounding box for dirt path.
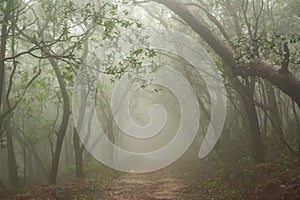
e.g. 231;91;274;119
100;168;190;200
9;161;300;200
11;165;196;200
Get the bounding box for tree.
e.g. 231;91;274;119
134;0;300;162
149;0;300;107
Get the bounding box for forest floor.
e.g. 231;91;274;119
4;158;300;200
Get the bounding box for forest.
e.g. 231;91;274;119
0;0;300;199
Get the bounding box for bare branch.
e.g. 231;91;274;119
185;2;233;47
0;67;42;123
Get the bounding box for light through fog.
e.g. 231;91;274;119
1;0;300;199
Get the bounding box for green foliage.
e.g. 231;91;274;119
92;2;142;40
234;33;300;68
105;47;158;81
185;155;300;199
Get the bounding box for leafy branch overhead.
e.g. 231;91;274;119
148;0;300;108
234;33;300;70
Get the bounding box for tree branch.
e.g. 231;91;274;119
152;0;300;108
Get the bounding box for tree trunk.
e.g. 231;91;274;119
241;80;265;162
292;102;300;160
5;125;19;192
73;87;88;179
73;128;84;179
107;117;115;164
47;57;70;184
0;0;11;112
153;0;300;108
265;82;284;137
0;1;11;141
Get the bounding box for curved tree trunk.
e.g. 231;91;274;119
153;0;300;108
47;56;70;184
152;0;267;162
